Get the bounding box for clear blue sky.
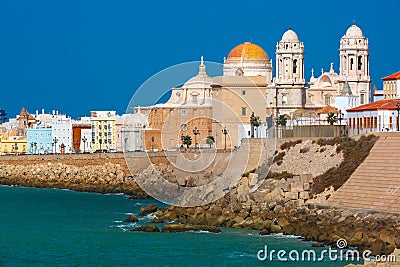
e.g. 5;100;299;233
0;0;398;118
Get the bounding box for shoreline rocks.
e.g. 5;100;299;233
139;204;157;216
130;225;160;233
123;215;139;223
161;224;221;233
152;203;399;256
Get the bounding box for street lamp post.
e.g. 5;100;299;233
193;127;200;149
181;133;184;149
34;142;37;154
53;137;58;154
250;112;255;138
222;127;228;150
151;136;155;152
82;136;87;153
30;142;34;155
124;135;128;153
396;102;400;131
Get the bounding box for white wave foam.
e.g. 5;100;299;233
269;233;302;239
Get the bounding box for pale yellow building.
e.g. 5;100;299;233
382;71;400;99
0;139;27;155
90;111;117;152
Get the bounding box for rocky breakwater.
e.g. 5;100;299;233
152;176;400;255
149;136;399;255
0;162;148;198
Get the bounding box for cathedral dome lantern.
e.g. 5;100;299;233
344;24;364;38
223;41;272;81
281;28;299;42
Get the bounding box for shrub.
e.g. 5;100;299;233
280;140;302;150
300;146;310;153
280;141;292;150
310;134;378;196
273;151;285;163
316;137;341;146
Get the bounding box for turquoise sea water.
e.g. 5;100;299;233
0;186;361;266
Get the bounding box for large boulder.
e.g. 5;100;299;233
130;225;160;233
123;215;138;222
139;204;157;216
161;224;221;233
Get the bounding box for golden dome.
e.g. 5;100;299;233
227;42;268;60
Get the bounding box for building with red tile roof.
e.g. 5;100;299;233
347;98;400;135
382;71;400;99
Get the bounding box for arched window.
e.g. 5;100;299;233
360;93;365;105
293;59;298;74
350;58;354;70
324;95;331;106
358;56;362;70
235;68;244;76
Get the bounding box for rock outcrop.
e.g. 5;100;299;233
161;224;221;233
139;204;157;216
123;215;139;222
130;225;160;233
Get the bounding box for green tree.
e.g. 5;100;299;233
276;115;287;127
182;135;192;149
253;116;261;127
206;136;215;148
327;112;338;125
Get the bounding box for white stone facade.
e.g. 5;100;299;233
51;120;72;154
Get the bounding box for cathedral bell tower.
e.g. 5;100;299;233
339;23;371;104
271;28;306;115
275;28;305;86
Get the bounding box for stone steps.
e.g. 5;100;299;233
325;133;400;213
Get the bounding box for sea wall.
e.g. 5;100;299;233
0;150;234;198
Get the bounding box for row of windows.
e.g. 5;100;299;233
1;145;27;153
345;55;364;71
348;116;399;129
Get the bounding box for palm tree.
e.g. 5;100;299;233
327;112;338;125
182;135;192;149
276;115;287;127
206;136;215;148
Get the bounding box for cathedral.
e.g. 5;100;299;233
134;24;371;150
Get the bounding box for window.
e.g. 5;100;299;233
358;56;362;70
241;107;247;117
181;109;186;115
350;58;354;70
293;59;298;74
324;95;331;106
192;95;198;104
282;95;287;106
360;93;365;105
242;90;246;96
